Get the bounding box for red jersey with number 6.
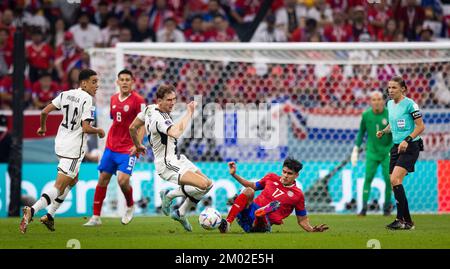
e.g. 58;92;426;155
106;91;146;154
254;173;306;225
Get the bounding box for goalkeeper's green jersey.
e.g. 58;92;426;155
355;108;393;161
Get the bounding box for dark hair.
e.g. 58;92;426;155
79;69;97;82
118;69;133;78
156;84;175;99
390;76;408;91
39;71;52;80
283;158;303;173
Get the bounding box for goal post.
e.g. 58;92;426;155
89;42;450;216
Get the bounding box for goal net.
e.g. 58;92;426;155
90;43;450;216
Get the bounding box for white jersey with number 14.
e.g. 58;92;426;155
51;88;94;159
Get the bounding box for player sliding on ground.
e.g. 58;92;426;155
129;84;213;232
219;158;329;233
20;69;105;234
84;69;146;227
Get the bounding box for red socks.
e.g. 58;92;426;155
93;185;107;216
124;186;134;207
226;193;249;224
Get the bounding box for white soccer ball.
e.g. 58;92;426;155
198;207;222;230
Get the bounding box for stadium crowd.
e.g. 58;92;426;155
0;0;449;110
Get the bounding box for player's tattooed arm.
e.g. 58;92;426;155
37;103;58;136
297;216;329;233
228;162;257;190
82;120;105;138
167;101;196;139
129;117;147;156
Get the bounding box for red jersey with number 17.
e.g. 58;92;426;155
254;173;307;225
106;91;146;154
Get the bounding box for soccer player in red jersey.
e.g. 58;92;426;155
83;69;146;227
219;158;329;233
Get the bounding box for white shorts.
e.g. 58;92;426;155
158;155;199;185
57;153;84;179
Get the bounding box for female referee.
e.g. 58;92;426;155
376;76;425;230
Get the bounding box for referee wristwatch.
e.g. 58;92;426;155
404;135;413;143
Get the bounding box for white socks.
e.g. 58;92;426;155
47;185;73;217
32;187;60;215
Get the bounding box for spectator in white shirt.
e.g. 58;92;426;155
156;17;186;42
69;12;103;49
307;0;333;28
252;14;287;42
101;14;121;47
276;0;308;39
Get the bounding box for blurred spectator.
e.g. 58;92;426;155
0;114;11;163
290;18;321;42
231;0;284;24
422;6;443;39
202;0;227;30
118;26;133;43
184;15;208;42
421;0;444;18
307;0;333;27
52;0;79;25
94;1;110;29
419;25;435;41
132;14;156;42
323;9;353;42
327;0;347;11
378;18;402;41
275;0;307;40
32;72;60;110
350;6;371;41
231;0;262;23
209;14;238;42
148;0;177;34
0;27;12;76
398;0;425;41
0;9;15;38
50;18;66;48
156;17;185;42
0;75;32;110
23;5;49;34
26;28;54;82
115;0;138;29
54;31;83;82
61;67;80;91
252;13;287;42
367;0;393;39
101;13;121;47
69;12;102;49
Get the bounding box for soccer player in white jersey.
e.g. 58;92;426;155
19;69;105;234
129;84;214;232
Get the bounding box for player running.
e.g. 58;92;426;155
129;84;213;232
377;76;425;230
20;69;105;234
351;91;393;216
83;69;146;227
218;158;329;233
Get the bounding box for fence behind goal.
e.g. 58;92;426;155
86;43;450;217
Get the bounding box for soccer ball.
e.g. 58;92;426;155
198;207;222;230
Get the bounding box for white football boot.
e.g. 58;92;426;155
83;215;102;226
121;205;135;225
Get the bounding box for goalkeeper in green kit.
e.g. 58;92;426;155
351;91;393;216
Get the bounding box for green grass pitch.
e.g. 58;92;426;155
1;214;450;249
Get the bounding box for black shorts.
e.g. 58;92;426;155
389;139;423;174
